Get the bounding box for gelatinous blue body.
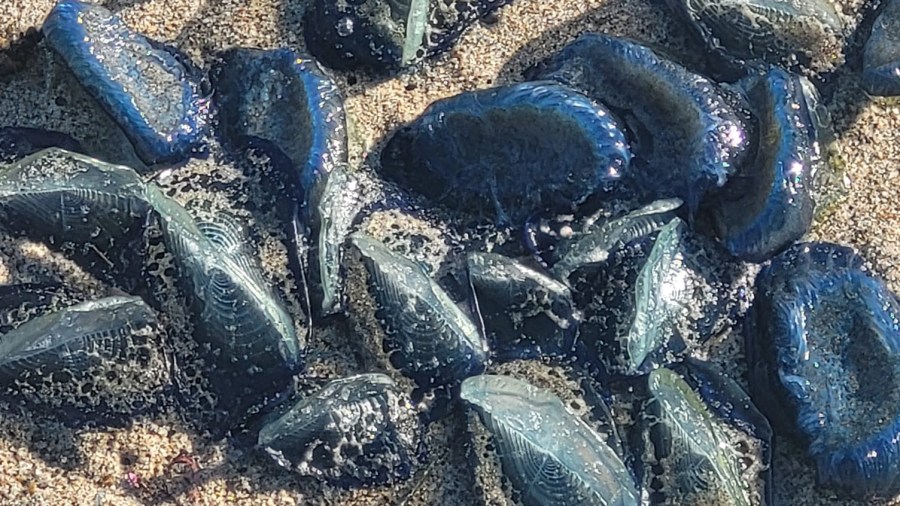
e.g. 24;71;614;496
0;127;83;163
535;33;752;215
380;81;631;225
467;252;580;361
348;233;488;388
42;0;209;166
461;374;640;506
212;48;353;316
212;48;347;194
639;361;772;505
863;0;900;96
257;373;421;487
711;67;825;262
748;242;900;496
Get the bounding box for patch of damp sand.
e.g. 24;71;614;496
1;0;899;504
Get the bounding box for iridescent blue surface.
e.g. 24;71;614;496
42;0;209;166
380;81;631;225
212;47;347;194
749;242;900;496
535;33;752;215
863;0;900;96
710;67;824;262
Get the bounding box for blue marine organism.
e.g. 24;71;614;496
306;165;364;316
304;0;511;72
347;233;488;388
863;0;900;96
0;282;80;334
256;373;422;488
0;148;152;251
534;33;753;215
142;186;303;430
748;242;900;496
710;67;828;262
467;252;580;361
460;374;640;506
0;295;171;424
42;0;209;166
639;362;772;506
211;47;347;194
566;216;744;376
665;0;844;71
211;47;354;316
550;198;683;279
0;127;83;164
380;81;631;226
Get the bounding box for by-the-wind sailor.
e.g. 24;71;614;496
467;252;580;361
307;164;364;315
665;0;844;71
256;373;422;487
0;148;152;250
211;47;354;316
142;187;302;428
0;127;83;164
710;67;827;262
549;198;683;280
380;82;631;225
566;216;745;376
42;0;209;166
460;374;639;506
862;0;900;96
747;242;900;496
0;295;171;424
345;233;488;388
304;0;510;72
212;47;347;194
639;363;771;505
535;34;752;215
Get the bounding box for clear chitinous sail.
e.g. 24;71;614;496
256;373;422;487
0;148;153;251
460;374;639;506
346;233;488;388
640;363;771;505
142;186;303;425
550;198;683;280
561;210;745;376
0;295;171;423
467;252;580;361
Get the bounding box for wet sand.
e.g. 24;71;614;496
1;0;899;504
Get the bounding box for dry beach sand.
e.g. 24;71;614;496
0;0;899;504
